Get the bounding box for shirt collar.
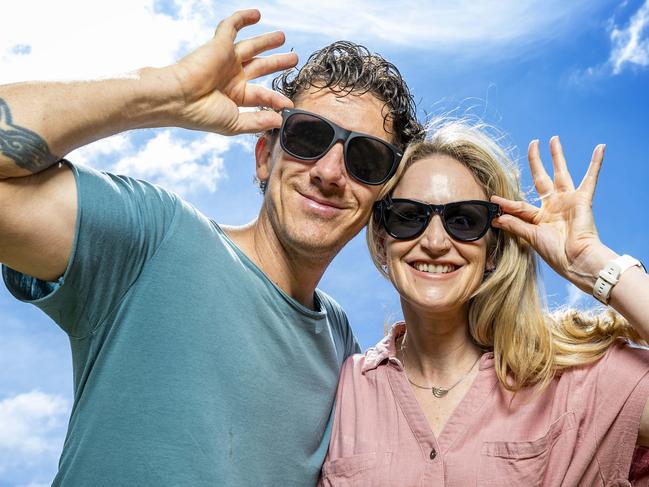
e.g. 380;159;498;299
362;322;406;374
361;321;496;374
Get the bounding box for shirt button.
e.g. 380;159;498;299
430;448;437;460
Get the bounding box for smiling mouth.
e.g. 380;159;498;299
299;191;346;209
411;262;458;274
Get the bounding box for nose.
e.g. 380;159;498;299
309;142;347;189
418;215;452;254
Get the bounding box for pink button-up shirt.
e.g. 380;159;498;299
320;323;649;486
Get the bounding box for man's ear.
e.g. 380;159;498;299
255;134;274;183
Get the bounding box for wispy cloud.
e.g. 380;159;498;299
69;130;253;196
610;0;649;73
256;0;607;55
570;0;649;83
565;282;586;308
0;0;613;85
0;391;69;474
564;282;602;310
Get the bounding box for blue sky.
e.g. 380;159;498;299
1;0;648;484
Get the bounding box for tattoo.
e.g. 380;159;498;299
0;98;58;173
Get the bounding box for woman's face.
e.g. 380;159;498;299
385;154;490;317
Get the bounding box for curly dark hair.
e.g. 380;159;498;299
257;41;424;192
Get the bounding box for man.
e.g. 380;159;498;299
0;9;422;486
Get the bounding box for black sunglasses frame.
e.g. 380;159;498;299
277;108;403;185
373;197;502;242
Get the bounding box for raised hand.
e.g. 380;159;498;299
491;136;615;292
164;9;298;135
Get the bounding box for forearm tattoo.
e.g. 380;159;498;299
0;98;59;173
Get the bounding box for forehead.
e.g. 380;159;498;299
293;88;392;142
393;154;487;203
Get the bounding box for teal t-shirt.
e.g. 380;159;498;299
2;162;359;486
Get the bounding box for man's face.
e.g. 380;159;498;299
256;88;393;262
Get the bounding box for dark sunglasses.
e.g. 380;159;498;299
277;108;403;185
373;197;502;242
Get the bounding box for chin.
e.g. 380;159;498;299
401;290;470;315
287;227;346;256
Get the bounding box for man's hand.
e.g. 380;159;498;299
164;9;298;135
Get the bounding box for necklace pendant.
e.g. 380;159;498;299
431;387;448;398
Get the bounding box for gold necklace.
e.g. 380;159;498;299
401;343;482;399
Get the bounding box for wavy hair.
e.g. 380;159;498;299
257;41;425;192
367;118;644;392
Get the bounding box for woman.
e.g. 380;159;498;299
319;120;649;486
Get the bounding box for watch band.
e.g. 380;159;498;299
593;254;646;305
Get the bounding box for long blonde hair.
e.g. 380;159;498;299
367;118;645;392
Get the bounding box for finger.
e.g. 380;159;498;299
491;213;536;244
549;136;575;191
231;110;284;134
215;9;261;41
243;52;298;80
577;144;605;200
491;195;541;224
528;139;554;197
241;84;294;110
235;31;287;62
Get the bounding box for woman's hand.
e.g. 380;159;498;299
161;9;298;135
491;136;617;293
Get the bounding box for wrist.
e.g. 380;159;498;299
566;243;619;293
593;255;646;305
125;67;186;129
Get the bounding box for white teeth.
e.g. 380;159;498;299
414;263;455;274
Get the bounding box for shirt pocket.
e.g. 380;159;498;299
478;411;577;487
320;451;392;486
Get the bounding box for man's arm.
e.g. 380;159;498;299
0;9;297;282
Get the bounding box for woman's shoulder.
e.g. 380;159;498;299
344;322;406;370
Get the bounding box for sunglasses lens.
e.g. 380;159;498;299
445;203;490;240
282;113;334;159
384;200;429;239
347;137;395;184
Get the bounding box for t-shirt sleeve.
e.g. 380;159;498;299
2;161;180;338
317;290;361;364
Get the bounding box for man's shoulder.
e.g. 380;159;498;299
71;161;180;203
315;289;348;324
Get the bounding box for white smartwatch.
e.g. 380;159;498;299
593;254;646;305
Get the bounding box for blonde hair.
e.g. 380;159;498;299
367;118;645;392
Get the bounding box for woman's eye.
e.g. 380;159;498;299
448;216;473;228
393;209;422;221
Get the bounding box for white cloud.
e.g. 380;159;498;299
564;282;602;310
565;282;586;308
256;0;605;54
0;0;613;85
0;391;69;472
69;130;253;196
0;0;214;83
609;0;649;73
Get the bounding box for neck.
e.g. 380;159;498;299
399;301;483;385
227;214;336;310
